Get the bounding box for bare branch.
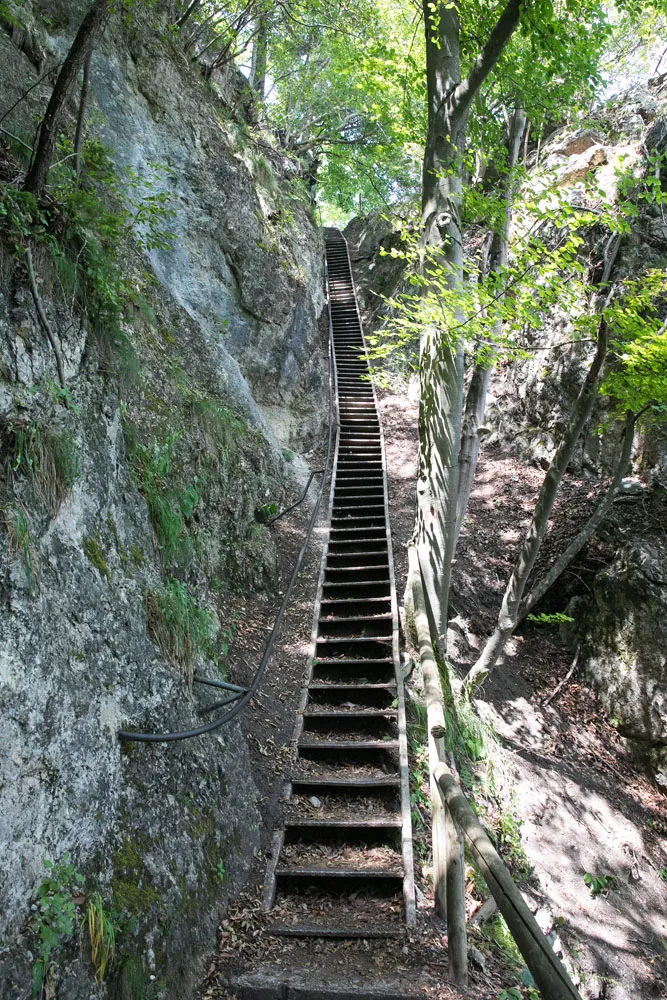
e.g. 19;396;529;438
26;246;66;387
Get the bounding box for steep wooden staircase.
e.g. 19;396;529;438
261;229;416;940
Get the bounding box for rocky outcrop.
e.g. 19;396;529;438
0;3;325;998
567;508;667;785
485;88;667;481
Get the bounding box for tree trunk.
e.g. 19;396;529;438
463;309;617;695
517;411;636;620
176;0;201;29
249;15;268;99
416;1;467;646
415;0;524;648
73;50;92;178
455;106;526;544
24;0;110;198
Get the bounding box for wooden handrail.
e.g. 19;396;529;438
406;543;582;998
434;764;582;1000
407;544;467;986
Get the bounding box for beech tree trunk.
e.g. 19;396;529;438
24;0;111;197
415;0;523;647
250;15;268;99
455;105;526;544
517;410;636;620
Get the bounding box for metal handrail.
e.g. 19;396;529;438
118;334;335;743
266;468;324;524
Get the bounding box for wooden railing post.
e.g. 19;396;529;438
407;545;468;986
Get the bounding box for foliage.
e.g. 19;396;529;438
3;503;38;595
30;853;84;998
0;137;174;374
127;430;199;567
526;612;574;626
583;870;617;896
214;860;226;883
255;500;278;521
263;0;424;211
600;268;667;422
147;576;217;680
369;156;667;435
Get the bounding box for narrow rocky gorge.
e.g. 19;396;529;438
1;3;666;1000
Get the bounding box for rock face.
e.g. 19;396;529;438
485;89;667;481
0;3;325;998
570;528;667;783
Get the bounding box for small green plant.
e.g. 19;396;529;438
4;503;38;594
86;891;121;981
526;612;574;626
255;501;278;522
282;447;294;463
2;420;80;513
147;577;216;681
46;378;79;414
127;430;197;567
658;867;667;881
214;861;226;883
31;853;84;997
83;534;111;582
583;871;616;896
499;989;522;1000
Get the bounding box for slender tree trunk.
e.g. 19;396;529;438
249;14;268;99
416;1;466;647
455;106;526;544
517;411;636;620
23;0;111;198
176;0;201;29
73;50;92;178
415;0;524;647
463;242;623;695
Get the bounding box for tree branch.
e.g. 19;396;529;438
518;410;636;620
451;0;524;125
26;246;66;387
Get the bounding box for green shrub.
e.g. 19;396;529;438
3;503;38;594
30;853;84;997
127;431;197;567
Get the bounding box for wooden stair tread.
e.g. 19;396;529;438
276;866;403;879
297;738;399;751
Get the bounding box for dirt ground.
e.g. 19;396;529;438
449;438;667;1000
195;383;667;1000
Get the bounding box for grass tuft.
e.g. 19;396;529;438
147;577;216;683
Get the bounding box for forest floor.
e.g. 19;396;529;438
195;383;667;1000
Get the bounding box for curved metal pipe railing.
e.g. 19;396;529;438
118;324;335;743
